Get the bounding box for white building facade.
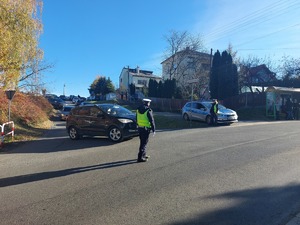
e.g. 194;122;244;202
119;66;162;96
161;48;212;99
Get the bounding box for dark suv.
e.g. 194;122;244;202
66;104;138;142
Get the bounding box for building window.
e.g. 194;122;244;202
138;80;147;86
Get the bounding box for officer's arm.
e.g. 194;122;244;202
147;110;156;132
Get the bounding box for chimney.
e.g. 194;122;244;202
136;66;140;74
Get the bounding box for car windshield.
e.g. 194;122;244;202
98;104;134;117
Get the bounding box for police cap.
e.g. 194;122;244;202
142;98;152;103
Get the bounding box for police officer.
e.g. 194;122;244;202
136;98;156;162
210;99;218;125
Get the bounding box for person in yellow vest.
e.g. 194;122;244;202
210;99;219;125
136;98;156;162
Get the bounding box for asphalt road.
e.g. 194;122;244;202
1;120;300;225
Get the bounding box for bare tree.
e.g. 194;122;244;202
162;30;209;99
226;43;239;64
18;59;54;94
278;55;300;81
238;55;277;94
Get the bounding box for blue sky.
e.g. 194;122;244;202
40;0;300;97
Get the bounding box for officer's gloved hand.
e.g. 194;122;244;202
153;131;156;137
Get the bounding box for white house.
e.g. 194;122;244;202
119;66;162;97
161;48;211;83
161;47;212;99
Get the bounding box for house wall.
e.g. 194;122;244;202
119;68;129;92
119;67;162;94
132;76;148;87
161;51;211;84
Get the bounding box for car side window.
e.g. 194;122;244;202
195;103;202;109
78;107;90;116
70;107;79;115
191;102;198;109
90;107;102;117
198;103;205;109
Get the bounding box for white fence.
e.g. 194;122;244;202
0;121;14;148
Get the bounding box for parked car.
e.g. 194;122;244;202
45;95;64;110
66;104;138;142
181;101;238;125
59;104;75;120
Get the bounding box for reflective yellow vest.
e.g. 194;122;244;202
137;109;151;128
214;104;218;113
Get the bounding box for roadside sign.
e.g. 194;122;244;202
5;90;16;100
5;90;16;121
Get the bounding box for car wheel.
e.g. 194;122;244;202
183;113;190;121
206;115;212;125
108;126;123;142
68;126;80;140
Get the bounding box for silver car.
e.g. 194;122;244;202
60;105;75;121
181;101;238;125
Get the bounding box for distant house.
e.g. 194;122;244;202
119;66;162;98
161;47;211;99
241;64;277;94
247;64;276;84
161;48;211;82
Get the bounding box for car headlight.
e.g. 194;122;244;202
118;118;133;123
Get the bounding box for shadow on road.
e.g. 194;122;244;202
0;121;135;154
0;159;137;188
169;183;300;225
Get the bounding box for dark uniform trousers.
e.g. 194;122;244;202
138;127;151;159
211;112;218;125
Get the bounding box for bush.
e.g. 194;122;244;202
0;90;53;126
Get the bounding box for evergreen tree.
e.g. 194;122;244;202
220;51;231;99
106;77;115;93
148;79;158;97
210;50;221;99
148;78;178;99
88;76;115;98
164;79;173;98
210;50;238;100
129;83;136;96
231;64;239;96
157;81;163;97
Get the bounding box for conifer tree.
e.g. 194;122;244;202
210;50;221;99
210;50;238;100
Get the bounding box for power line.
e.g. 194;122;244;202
204;0;300;40
236;48;300;51
204;0;300;44
235;23;300;48
204;0;288;38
